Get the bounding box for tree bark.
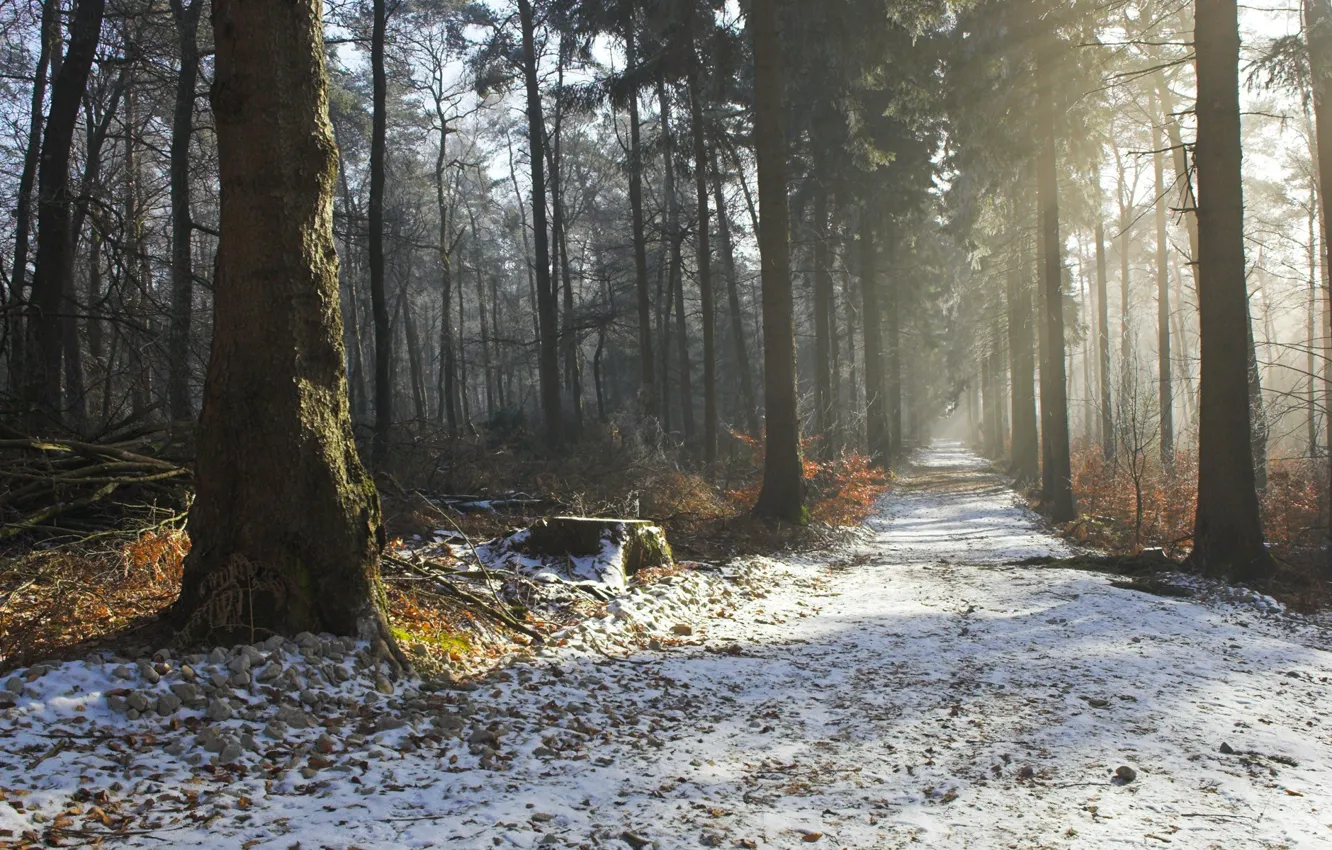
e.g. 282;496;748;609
1037;52;1074;522
167;0;204;424
1007;230;1040;484
23;0;106;431
1189;0;1270;580
175;0;392;642
750;0;804;522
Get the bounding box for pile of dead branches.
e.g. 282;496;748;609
0;425;190;545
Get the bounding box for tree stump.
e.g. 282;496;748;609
520;517;671;576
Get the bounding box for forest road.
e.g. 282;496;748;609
4;442;1331;850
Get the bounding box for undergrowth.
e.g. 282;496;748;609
1;419;890;671
1066;442;1331;612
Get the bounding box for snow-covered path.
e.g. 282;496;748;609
4;442;1332;849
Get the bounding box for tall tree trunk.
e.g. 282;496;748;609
435;126;458;433
24;0;106;430
175;0;393;642
624;15;656;419
519;0;562;445
1095;217;1114;460
1246;304;1268;492
1007;232;1040;484
369;0;391;465
337;154;368;420
1305;0;1332;543
811;139;834;458
1037;54;1074;522
659;80;695;443
687;1;717;469
750;0;804;522
711;145;760;437
860;213;887;467
167;0;203;423
8;0;58;395
884;216;902;464
1309;180;1320;458
1189;0;1270;580
1153;93;1174;464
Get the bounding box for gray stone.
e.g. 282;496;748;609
137;661;161;685
256;663;283;683
106;695;128;713
218;743;244;763
229;670;252;689
208;647;227;665
156;693;183;715
376;716;407;732
127;691;155;713
228;654;251;675
206;698;234;722
170;682;200;703
299;688;318;707
111;665;135;681
241;733;259;752
374;676;394;695
263;721;288;740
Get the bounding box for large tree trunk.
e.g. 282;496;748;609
1189;0;1270;580
624;15;656;420
167;0;204;424
369;0;392;465
23;0;105;431
1153;92;1174;464
861;214;887;466
1037;56;1074;522
687;1;717;469
175;0;392;641
519;0;562;445
750;0;804;522
711;145;760;437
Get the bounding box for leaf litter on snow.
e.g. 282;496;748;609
1;441;1331;849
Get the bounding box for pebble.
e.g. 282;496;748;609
1115;765;1138;783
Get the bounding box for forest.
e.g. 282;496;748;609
0;0;1331;846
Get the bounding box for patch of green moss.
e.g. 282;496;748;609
390;625;471;656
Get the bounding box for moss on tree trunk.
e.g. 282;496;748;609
172;0;391;642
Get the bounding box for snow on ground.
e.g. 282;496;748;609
2;441;1331;849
